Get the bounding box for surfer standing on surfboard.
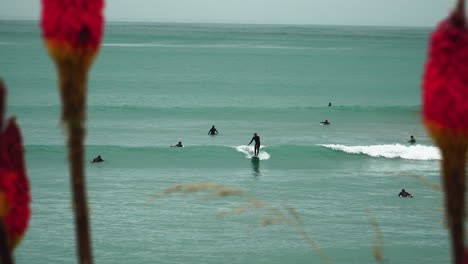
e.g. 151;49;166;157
248;133;261;157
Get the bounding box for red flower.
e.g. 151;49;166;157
422;11;468;140
41;0;105;123
41;0;105;53
422;7;467;264
0;80;31;249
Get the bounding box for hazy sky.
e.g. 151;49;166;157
0;0;465;26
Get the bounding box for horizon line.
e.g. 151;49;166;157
0;18;433;29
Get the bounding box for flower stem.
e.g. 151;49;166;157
58;58;93;264
440;144;466;264
456;0;465;13
68;120;93;264
0;219;13;264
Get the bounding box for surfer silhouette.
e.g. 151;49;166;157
248;133;261;157
408;135;416;144
171;141;183;147
398;189;414;198
328;102;332;107
208;125;219;135
320;120;330;125
91;155;104;163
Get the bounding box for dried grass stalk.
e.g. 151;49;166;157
150;182;333;264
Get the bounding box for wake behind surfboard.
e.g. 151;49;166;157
235;145;270;160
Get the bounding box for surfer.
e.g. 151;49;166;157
91;155;104;163
398;189;414;198
328;102;332;107
208;125;219;135
408;135;416;144
320;120;330;125
248;133;261;157
171;141;183;147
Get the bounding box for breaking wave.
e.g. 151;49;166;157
320;144;440;160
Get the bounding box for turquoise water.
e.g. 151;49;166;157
0;20;450;263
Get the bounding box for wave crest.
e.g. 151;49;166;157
320;144;440;160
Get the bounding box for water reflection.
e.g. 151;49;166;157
251;157;260;177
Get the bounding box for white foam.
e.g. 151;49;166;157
235;145;270;160
320;144;440;160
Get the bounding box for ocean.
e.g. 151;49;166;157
0;20;449;263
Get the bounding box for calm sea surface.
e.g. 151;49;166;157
0;20;449;263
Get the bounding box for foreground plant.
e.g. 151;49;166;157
0;80;31;263
41;1;105;263
150;182;334;264
422;0;467;263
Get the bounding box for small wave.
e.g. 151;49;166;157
320;144;440;160
102;42;351;50
0;42;24;46
103;43;161;47
234;145;270;160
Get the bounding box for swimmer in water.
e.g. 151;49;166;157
208;125;219;135
91;155;104;163
248;133;261;157
320;120;330;125
171;141;183;147
408;135;416;144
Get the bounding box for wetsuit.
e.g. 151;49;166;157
92;156;104;163
249;136;261;156
208;127;218;135
398;190;412;197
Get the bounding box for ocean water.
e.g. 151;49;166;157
0;20;450;263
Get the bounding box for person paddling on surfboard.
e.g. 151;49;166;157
398;189;414;198
91;155;104;163
208;125;219;135
320;120;330;125
248;133;261;157
171;141;183;147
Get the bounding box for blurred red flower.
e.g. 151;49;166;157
41;0;104;52
423;11;468;139
0;81;31;249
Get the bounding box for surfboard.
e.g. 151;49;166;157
252;156;260;160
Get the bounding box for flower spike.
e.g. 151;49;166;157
0;80;31;259
422;1;467;263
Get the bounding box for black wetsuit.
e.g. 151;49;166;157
249;136;260;147
208;127;218;135
249;135;261;156
398;190;412;197
92;156;104;163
